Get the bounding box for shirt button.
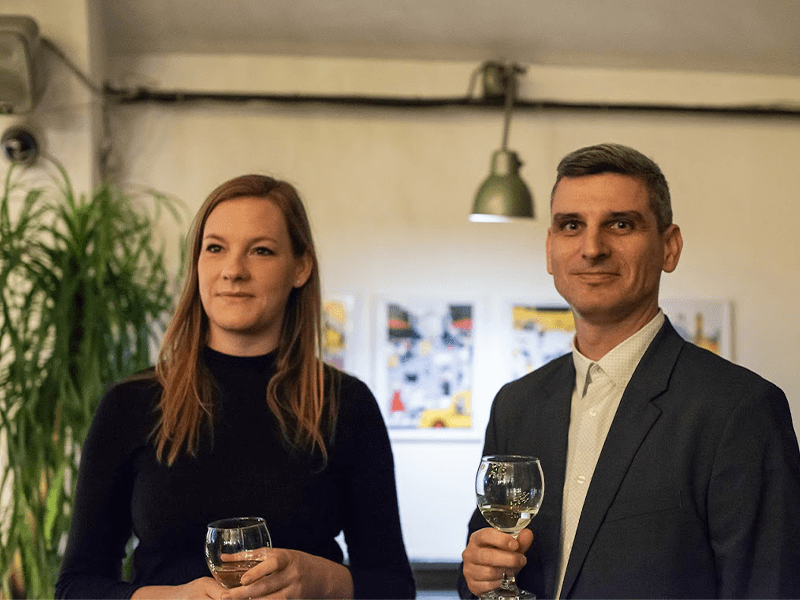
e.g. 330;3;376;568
576;475;586;484
589;409;597;417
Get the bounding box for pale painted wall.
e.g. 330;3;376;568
3;7;799;564
0;0;101;547
0;0;102;189
101;54;800;562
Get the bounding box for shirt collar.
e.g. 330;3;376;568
572;310;665;397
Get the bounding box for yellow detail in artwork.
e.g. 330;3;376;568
418;390;472;428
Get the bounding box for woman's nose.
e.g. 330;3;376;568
221;254;248;280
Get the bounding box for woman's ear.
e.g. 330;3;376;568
294;252;313;288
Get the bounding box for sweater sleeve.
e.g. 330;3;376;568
334;374;416;599
55;379;154;599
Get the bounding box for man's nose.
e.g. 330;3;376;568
581;226;609;261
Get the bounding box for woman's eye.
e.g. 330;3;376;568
204;243;222;253
254;247;275;256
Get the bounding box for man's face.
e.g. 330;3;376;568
546;172;682;327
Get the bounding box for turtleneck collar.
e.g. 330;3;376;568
203;346;277;378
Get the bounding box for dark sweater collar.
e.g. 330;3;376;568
203;346;277;378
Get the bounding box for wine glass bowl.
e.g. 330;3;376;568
476;455;544;600
205;517;271;589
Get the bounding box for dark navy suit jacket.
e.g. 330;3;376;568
459;318;800;599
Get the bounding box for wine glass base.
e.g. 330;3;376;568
480;587;536;600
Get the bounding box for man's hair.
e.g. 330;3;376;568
551;143;673;231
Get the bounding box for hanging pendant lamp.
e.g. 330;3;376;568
470;62;534;222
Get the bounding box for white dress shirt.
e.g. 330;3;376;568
555;310;665;598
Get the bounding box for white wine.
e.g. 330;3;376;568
479;503;537;535
210;560;262;588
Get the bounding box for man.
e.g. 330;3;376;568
459;143;800;598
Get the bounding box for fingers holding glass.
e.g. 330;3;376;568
475;455;544;600
206;517;272;589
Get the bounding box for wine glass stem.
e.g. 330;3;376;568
501;530;521;591
501;572;519;592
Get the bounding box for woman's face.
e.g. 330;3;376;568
197;196;311;356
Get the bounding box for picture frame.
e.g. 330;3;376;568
503;298;575;382
661;298;733;359
372;295;482;441
322;294;359;373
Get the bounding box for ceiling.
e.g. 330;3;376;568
99;0;800;76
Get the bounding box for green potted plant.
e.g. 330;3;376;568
0;160;182;598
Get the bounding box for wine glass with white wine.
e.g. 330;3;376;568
205;517;272;589
476;455;544;600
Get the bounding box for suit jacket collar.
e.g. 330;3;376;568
558;318;685;598
534;357;574;597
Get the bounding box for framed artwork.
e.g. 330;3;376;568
661;299;732;359
374;296;477;440
507;302;575;381
322;295;357;372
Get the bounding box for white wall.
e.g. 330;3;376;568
0;0;102;189
4;6;799;562
101;54;800;562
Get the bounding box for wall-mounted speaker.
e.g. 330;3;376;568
0;16;44;114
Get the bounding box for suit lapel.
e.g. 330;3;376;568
532;358;574;597
560;320;685;598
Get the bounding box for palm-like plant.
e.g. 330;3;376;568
0;160;181;598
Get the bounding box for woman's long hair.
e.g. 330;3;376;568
154;174;337;466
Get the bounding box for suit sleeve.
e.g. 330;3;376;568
707;378;800;598
456;384;509;599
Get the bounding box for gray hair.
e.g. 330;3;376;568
551;143;673;231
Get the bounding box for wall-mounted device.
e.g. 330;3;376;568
0;16;44;114
1;124;39;164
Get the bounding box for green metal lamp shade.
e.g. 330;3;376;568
470;149;534;222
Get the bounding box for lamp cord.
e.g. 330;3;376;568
500;67;515;151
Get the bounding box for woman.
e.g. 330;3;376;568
56;175;416;599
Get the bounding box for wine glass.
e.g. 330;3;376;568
476;455;545;600
205;517;272;589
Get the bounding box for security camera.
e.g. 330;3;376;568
1;125;39;165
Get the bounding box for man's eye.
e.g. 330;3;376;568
612;220;632;230
561;221;579;231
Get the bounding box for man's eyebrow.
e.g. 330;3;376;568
551;212;581;224
607;210;647;223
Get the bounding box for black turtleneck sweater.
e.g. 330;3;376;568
56;348;415;599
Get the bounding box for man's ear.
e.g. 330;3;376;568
662;224;683;273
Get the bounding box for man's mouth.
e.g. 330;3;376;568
573;272;618;281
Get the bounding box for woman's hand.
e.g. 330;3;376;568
132;576;227;599
461;527;533;597
221;548;353;600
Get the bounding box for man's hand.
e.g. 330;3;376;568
462;527;533;597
